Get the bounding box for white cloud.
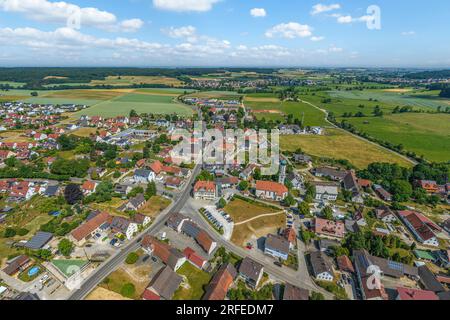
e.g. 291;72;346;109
162;25;197;38
265;22;313;39
153;0;220;12
0;0;143;32
335;14;375;24
311;36;325;42
120;19;145;33
311;3;341;15
250;8;266;18
401;31;415;36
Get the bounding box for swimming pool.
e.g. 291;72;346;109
28;266;40;277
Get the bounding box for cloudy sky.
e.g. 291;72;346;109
0;0;449;67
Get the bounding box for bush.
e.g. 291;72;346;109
120;283;136;298
3;228;16;238
125;252;139;265
17;228;29;236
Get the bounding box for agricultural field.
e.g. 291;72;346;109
244;95;329;126
280;128;414;169
90;76;184;87
0;81;26;87
342;113;450;162
185;90;242;100
328;89;448;110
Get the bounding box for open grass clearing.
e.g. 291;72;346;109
86;287;131;300
231;214;286;247
173;262;212;300
223;198;279;224
280;128;413;169
342;113;450;162
100;267;148;300
139;196;171;218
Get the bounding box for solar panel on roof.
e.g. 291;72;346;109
388;260;404;272
24;231;53;250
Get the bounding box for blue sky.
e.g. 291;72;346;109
0;0;449;67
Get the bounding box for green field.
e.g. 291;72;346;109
342;113;450;162
52;259;88;277
0;81;26;88
72;92;193;118
245;96;328;127
173;262;212;300
0;88;194;117
281;128;413;169
328;89;448;110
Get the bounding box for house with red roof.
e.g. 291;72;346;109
149;160;163;175
416;180;439;194
194;181;217;201
282;228;297;250
183;247;207;270
203;263;237;300
81;180;98;195
69;212;110;246
255;180;288;201
396;287;438;300
398;210;441;247
313;218;346;239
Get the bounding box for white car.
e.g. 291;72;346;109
39;274;49;283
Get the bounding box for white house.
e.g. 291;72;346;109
133;169;156;183
314;183;339;202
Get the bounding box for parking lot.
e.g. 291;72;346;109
203;205;234;240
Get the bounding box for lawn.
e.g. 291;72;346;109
173;262;212;300
231;214;286;247
100;267;148;300
223;198;278;224
90;76;184;87
280;128;413;169
52;259;88;277
341;113;450;162
71;127;98;138
245;97;328;126
139;196;172;218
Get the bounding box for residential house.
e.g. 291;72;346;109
166;212;190;233
118;193;146;212
110;216;138;240
292;154;312;165
282;228;297;250
239;164;256;180
81;180;97;195
181;221;217;255
203;263;237;300
114;184;132;197
336;255;355;274
416;180;439;194
375;206;397;223
312;167;348;181
2;255;31;276
353;250;388;300
396;287;438;300
313;182;339;202
149;160;163;176
282;283;309;300
238;257;264;289
143;266;182;300
133;169;155;183
165;176;183;189
193;181;217;201
183;247;208;270
418;265;445;293
141;236;186;271
43;185;59;197
264;234;290;261
255;180;288;201
70;212;110;246
373;184;392;202
215;176;239;189
310;251;334;282
343;170;363;203
314;218;346;239
398;210;441;247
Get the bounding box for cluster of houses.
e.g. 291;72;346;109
0;179;60;203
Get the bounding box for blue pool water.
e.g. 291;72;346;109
28;266;40;277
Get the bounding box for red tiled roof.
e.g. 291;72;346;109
183;247;206;269
149;161;163;175
142;289;160;300
255;180;288;197
396;287;438;300
314;218;345;238
337;255;355;273
81;180;97;191
196;230;215;253
282;228;297;243
194;181;216;193
71;212;110;242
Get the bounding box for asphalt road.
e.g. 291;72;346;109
67;164;201;300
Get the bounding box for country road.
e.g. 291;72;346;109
67;164;201;300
